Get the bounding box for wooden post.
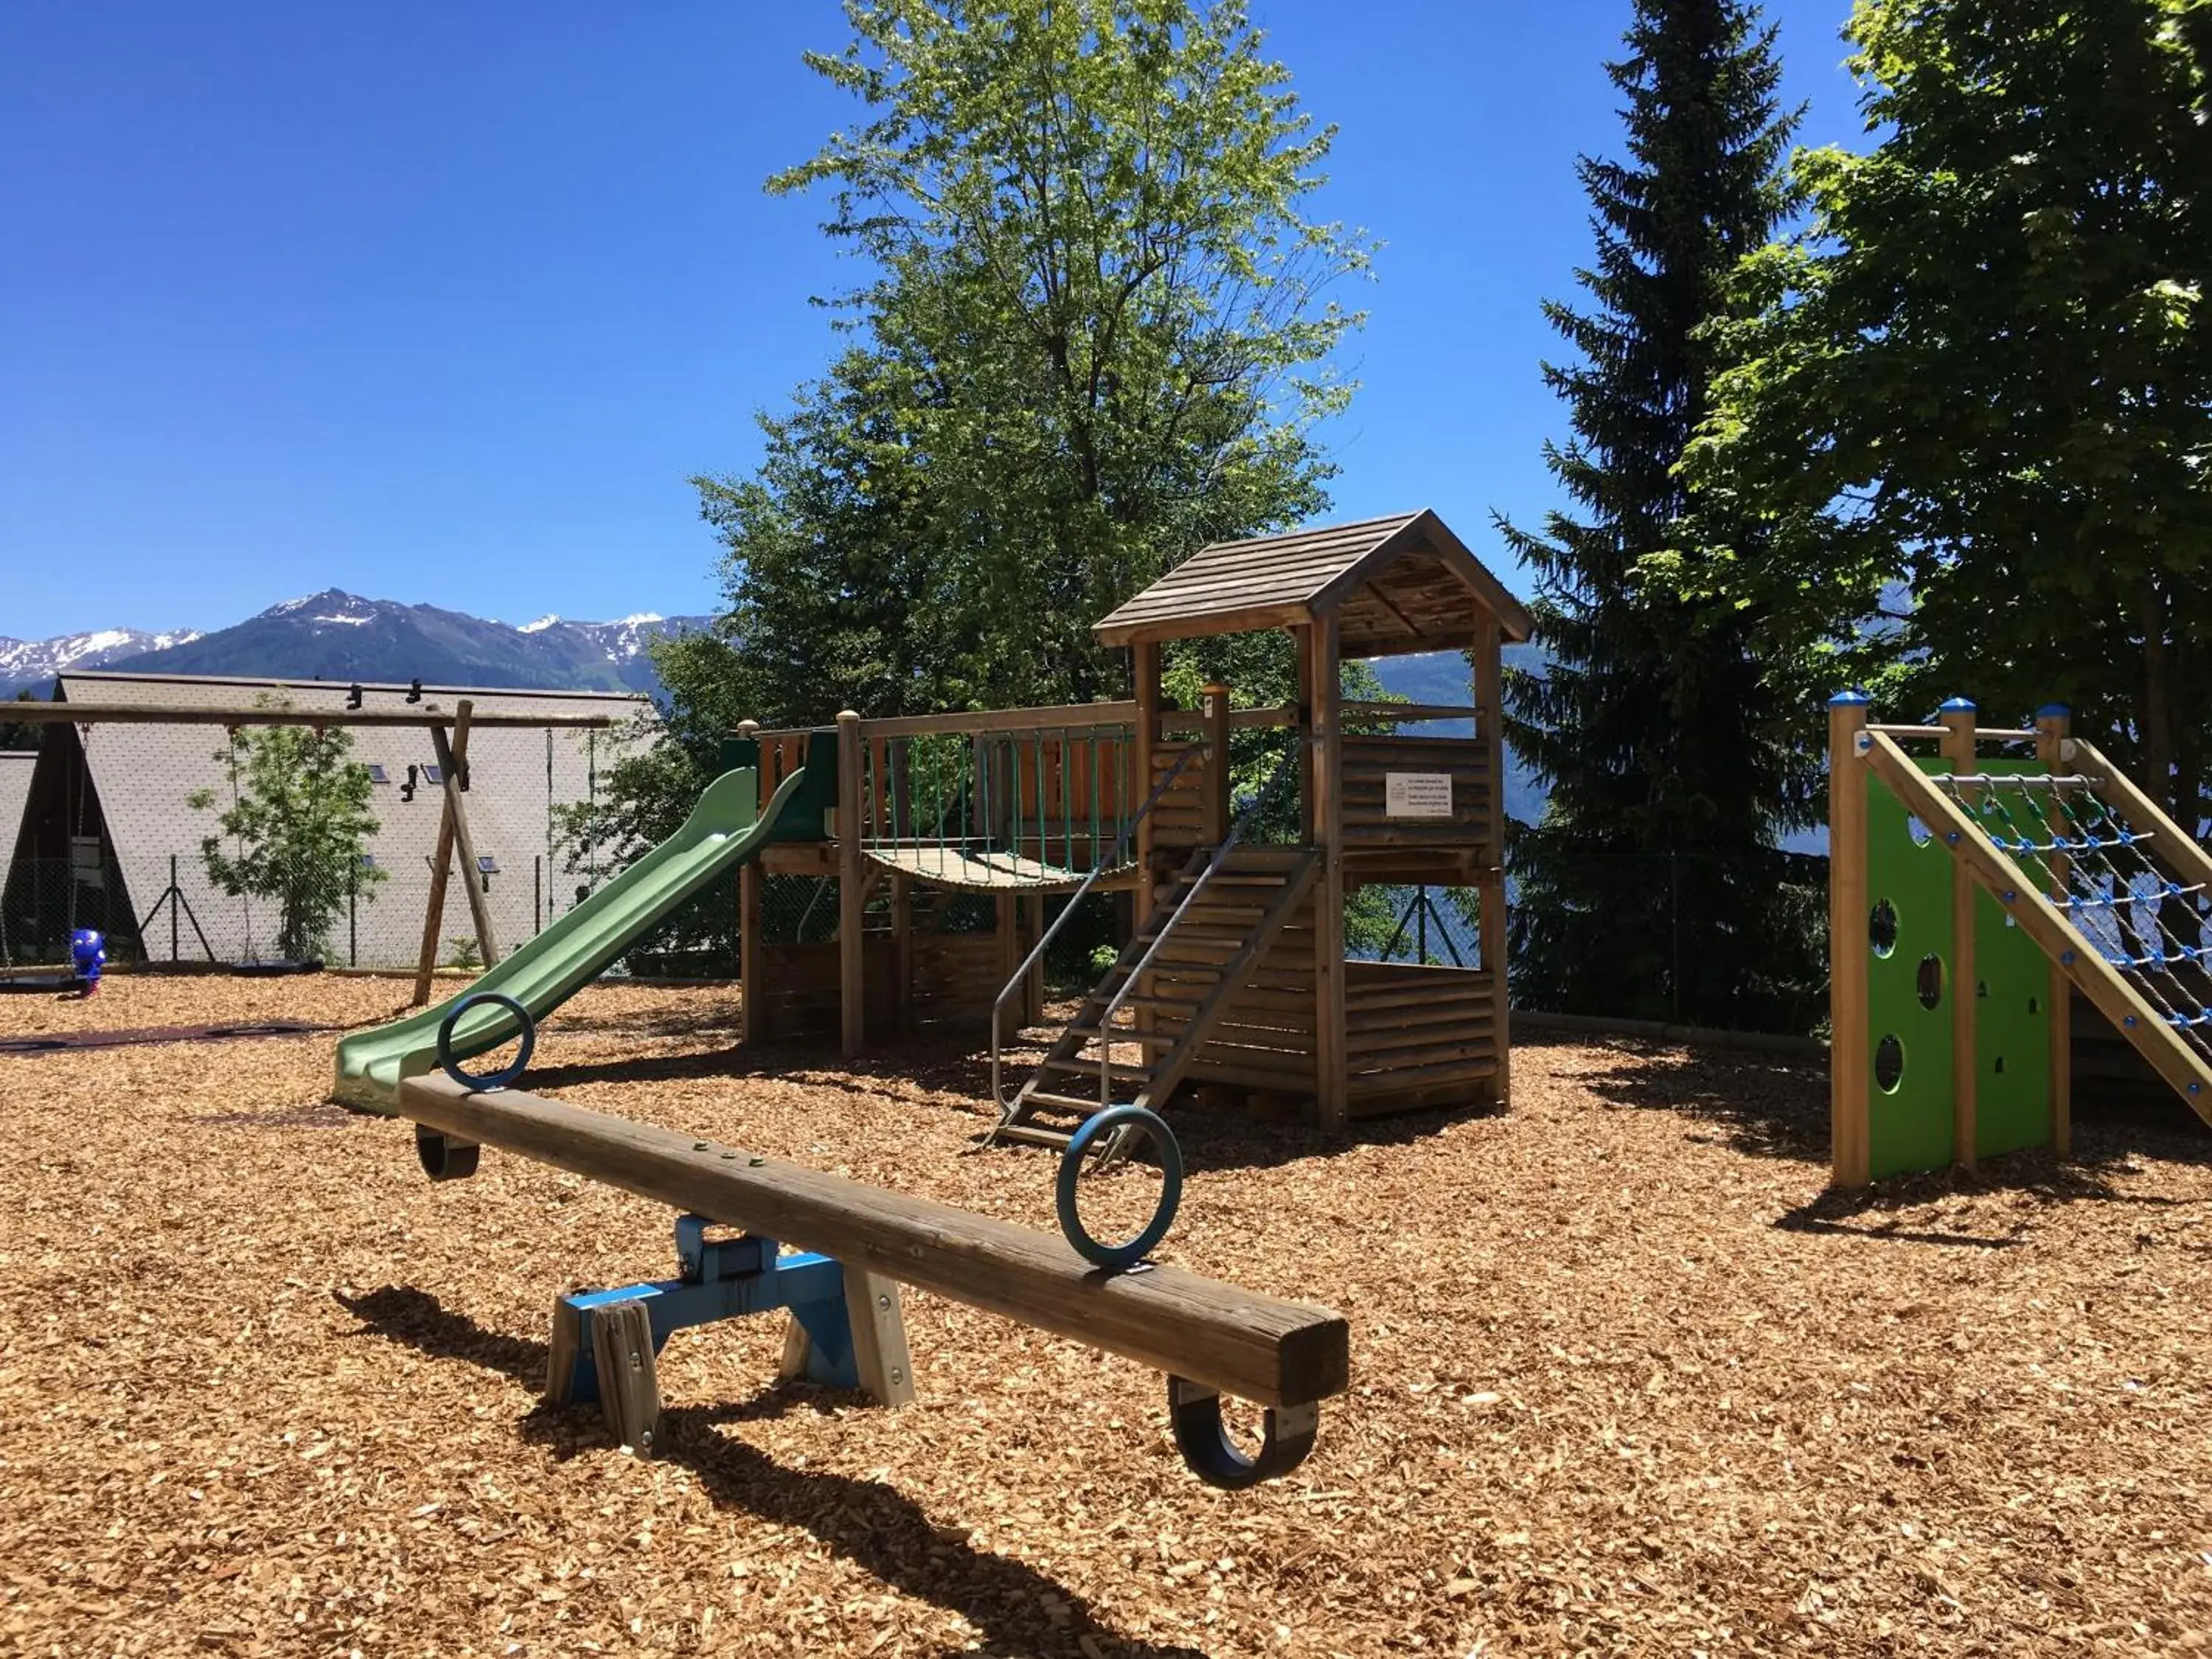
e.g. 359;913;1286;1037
1829;692;1873;1187
890;873;914;1034
1473;619;1510;1107
1312;615;1348;1127
776;1268;917;1408
411;700;481;1005
1200;681;1231;845
2037;703;2073;1158
430;706;501;972
837;711;866;1060
1938;698;1978;1172
737;721;765;1046
588;1298;663;1455
1131;641;1161;1038
841;1267;917;1407
1023;890;1045;1026
995;891;1022;1045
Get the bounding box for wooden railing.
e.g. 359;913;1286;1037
737;694;1496;857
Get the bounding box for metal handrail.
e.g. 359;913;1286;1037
989;742;1206;1111
1085;745;1305;1113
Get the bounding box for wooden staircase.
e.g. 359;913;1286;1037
991;846;1320;1150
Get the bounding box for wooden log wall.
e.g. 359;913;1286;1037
1149;740;1211;853
909;926;1008;1030
1149;891;1322;1099
756;939;894;1038
1340;737;1493;850
1343;961;1498;1116
761;899;1015;1038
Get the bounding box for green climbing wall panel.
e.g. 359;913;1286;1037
1863;757;2054;1178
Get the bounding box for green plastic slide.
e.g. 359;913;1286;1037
333;764;809;1113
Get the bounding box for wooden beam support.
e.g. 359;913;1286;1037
2037;706;2073;1158
430;703;501;975
1472;619;1510;1107
1200;682;1232;846
411;702;479;1006
1938;700;1978;1172
1023;890;1045;1028
1132;641;1161;1042
837;710;866;1060
740;858;765;1046
1312;614;1349;1128
995;891;1022;1046
1829;695;1872;1188
891;872;914;1034
396;1074;1350;1408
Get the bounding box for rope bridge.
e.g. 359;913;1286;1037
1927;768;2212;1066
857;725;1142;893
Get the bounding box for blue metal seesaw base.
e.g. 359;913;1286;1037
547;1214;869;1406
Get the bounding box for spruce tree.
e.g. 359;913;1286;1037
1500;0;1818;1031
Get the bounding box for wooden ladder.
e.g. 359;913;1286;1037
991;846;1321;1151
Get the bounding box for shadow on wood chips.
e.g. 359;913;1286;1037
336;1286;1211;1659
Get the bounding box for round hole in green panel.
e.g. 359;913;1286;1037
1907;815;1933;847
1870;900;1899;959
1994;1054;2007;1075
1977;979;1989;999
1875;1034;1905;1093
2028;995;2040;1015
1916;953;1943;1009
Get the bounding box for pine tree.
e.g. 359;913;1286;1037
1500;0;1820;1031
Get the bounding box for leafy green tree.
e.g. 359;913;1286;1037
187;709;385;961
1501;0;1820;1029
0;691;49;752
1673;0;2212;822
692;0;1368;717
594;0;1371;867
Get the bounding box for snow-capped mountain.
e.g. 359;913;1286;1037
0;626;204;697
2;592;706;699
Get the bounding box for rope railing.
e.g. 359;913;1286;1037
1932;770;2212;1066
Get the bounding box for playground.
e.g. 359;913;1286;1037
4;973;2212;1655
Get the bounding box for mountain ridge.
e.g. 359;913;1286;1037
1;591;711;700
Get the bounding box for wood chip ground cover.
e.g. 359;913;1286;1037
2;978;2209;1656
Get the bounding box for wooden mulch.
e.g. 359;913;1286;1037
3;978;2211;1656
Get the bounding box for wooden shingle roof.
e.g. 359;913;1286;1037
1092;509;1533;655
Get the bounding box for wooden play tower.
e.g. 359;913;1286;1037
731;509;1532;1144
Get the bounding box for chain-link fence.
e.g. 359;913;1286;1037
1506;846;1831;1034
1;847;642;972
1349;883;1486;968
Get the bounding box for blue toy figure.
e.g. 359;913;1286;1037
70;928;105;995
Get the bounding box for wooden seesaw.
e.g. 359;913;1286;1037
394;1072;1351;1487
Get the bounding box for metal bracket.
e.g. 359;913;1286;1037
547;1214;856;1408
1166;1376;1320;1489
415;1127;479;1182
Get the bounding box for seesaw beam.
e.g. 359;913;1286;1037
396;1074;1349;1408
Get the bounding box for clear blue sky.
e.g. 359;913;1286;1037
0;1;1868;641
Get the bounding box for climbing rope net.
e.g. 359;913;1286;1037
1927;768;2212;1066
